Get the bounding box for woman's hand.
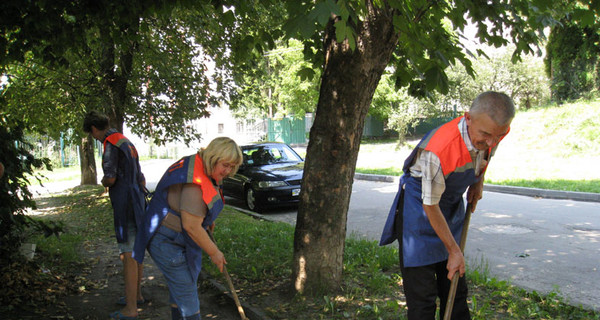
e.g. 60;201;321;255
209;249;227;273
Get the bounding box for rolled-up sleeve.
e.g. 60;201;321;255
419;151;445;206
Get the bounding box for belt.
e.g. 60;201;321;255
161;212;182;233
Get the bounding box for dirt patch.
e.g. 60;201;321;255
4;238;244;320
49;241;243;319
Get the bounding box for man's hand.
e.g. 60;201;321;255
101;176;116;188
447;248;466;280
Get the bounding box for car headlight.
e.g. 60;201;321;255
257;181;287;188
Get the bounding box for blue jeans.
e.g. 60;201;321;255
148;225;201;318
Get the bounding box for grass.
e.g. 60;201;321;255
356;99;600;194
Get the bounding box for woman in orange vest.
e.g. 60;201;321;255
134;137;242;320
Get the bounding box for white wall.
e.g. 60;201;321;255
124;105;265;159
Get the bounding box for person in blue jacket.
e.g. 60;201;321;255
133;137;242;320
83;110;147;319
380;91;515;320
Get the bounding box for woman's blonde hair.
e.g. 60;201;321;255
199;137;243;178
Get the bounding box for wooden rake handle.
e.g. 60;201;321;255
443;202;473;320
207;229;249;320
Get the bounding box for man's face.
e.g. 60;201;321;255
90;126;104;142
465;112;510;151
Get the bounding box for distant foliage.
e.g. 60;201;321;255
545;19;600;102
446;46;551;110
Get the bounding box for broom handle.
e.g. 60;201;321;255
443;202;473;320
207;229;249;320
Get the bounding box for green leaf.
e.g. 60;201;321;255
310;1;333;27
433;51;450;68
299;18;316;39
222;10;235;26
338;0;350;21
325;0;341;16
393;66;413;89
333;19;356;50
334;20;348;43
424;66;449;94
572;8;595;27
347;34;356;51
298;67;316;81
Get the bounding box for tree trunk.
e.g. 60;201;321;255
80;135;97;185
78;18;138;186
99;19;139;133
292;2;398;293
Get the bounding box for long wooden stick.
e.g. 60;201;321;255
443;202;473;320
207;229;249;320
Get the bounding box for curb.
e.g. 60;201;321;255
353;173;600;203
483;184;600;203
354;172;397;183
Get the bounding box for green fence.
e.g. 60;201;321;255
268;118;306;145
363;115;384;137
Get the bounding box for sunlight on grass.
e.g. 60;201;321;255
357;100;600;193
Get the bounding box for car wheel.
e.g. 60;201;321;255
245;187;262;212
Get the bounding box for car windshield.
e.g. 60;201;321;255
243;145;303;166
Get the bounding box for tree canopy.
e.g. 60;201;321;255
545;17;600;102
3;0;600;297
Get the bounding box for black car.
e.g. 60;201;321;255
223;142;304;212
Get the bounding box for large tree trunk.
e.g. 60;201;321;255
292;2;399;293
80;135;97;185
